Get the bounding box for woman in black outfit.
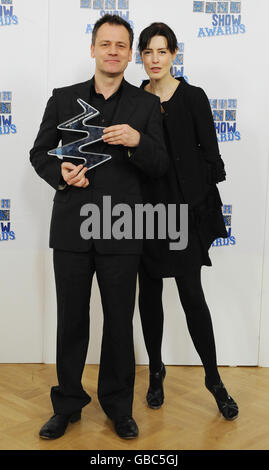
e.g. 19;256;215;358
138;23;238;420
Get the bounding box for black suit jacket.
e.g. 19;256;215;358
142;77;226;208
140;77;228;276
164;77;226;207
30;77;168;253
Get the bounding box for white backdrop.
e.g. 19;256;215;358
1;0;269;366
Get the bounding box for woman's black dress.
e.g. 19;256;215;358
140;77;227;278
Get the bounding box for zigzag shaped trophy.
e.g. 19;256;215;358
48;99;111;170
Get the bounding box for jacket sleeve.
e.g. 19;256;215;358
127;96;169;178
190;87;226;184
29;89;65;190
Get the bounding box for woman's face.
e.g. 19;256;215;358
141;35;177;81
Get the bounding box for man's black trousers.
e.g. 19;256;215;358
50;248;140;420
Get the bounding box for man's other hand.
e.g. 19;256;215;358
102;124;140;147
61;162;89;188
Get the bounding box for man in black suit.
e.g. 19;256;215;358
30;14;167;440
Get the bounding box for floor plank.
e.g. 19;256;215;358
0;364;268;450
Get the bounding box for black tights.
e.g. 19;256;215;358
138;265;221;386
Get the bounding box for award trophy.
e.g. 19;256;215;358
48;98;111;170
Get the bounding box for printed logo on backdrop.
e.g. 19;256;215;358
80;0;134;35
209;98;240;143
212;205;236;247
0;91;17;136
193;1;246;38
135;42;188;82
0;199;15;242
0;0;18;27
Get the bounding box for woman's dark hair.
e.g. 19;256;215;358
92;14;134;48
138;22;178;54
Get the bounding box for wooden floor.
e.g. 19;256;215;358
0;364;268;450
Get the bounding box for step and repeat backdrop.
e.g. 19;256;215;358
1;0;269;366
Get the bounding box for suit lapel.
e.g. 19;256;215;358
70;78;138;124
72;79;92;115
111;79;138;125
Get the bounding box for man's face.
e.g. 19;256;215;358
91;23;132;77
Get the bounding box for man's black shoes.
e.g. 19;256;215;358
113;416;139;439
39;411;81;439
40;411;138;440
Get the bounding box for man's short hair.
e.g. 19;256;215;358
92;14;134;48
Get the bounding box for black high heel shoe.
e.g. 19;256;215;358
146;363;166;409
205;377;239;421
